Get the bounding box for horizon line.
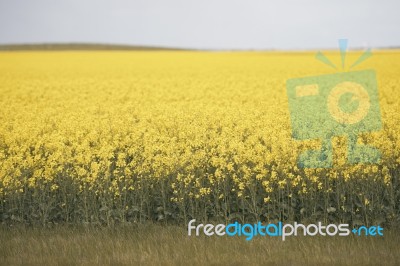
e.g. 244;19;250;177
1;42;400;52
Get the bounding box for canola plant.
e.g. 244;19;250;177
0;51;398;225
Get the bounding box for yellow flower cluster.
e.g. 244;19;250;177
0;51;398;224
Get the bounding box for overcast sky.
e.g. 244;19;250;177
0;0;399;50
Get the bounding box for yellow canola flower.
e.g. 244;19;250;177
0;50;397;216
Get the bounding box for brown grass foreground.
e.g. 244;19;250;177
0;225;399;265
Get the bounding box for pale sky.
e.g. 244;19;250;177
0;0;399;50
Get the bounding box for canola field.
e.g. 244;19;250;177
0;51;399;226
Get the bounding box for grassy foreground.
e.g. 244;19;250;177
0;225;399;265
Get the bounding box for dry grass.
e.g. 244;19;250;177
0;225;399;265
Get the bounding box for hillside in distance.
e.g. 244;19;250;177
0;43;188;51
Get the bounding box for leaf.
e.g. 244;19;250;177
327;207;336;213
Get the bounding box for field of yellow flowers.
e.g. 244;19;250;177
0;51;399;226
